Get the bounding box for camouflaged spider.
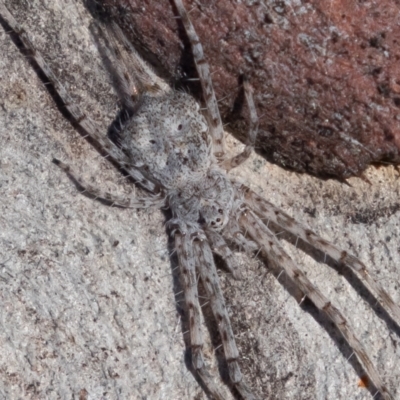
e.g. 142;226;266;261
1;0;399;398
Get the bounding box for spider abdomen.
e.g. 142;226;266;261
118;90;212;190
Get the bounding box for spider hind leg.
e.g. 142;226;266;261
222;78;259;171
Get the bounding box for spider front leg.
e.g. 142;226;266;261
205;230;242;279
239;210;394;400
175;233;228;400
53;159;165;208
244;186;400;325
194;240;257;400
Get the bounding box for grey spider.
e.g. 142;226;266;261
0;0;399;399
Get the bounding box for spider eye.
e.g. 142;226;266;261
216;218;221;223
177;124;183;130
211;221;215;226
218;209;223;214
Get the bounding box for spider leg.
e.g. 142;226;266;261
205;230;242;279
239;209;393;400
0;3;158;194
90;22;141;113
172;0;226;161
221;79;259;171
243;185;400;325
194;240;257;400
53;159;165;208
175;233;226;400
93;21;170;100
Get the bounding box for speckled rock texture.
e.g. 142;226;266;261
99;0;400;179
0;1;399;399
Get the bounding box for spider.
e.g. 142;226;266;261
0;0;399;399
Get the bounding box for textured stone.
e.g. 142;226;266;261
99;0;400;178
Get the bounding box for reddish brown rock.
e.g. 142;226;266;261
96;0;400;179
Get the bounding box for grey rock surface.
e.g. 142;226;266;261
0;1;399;399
